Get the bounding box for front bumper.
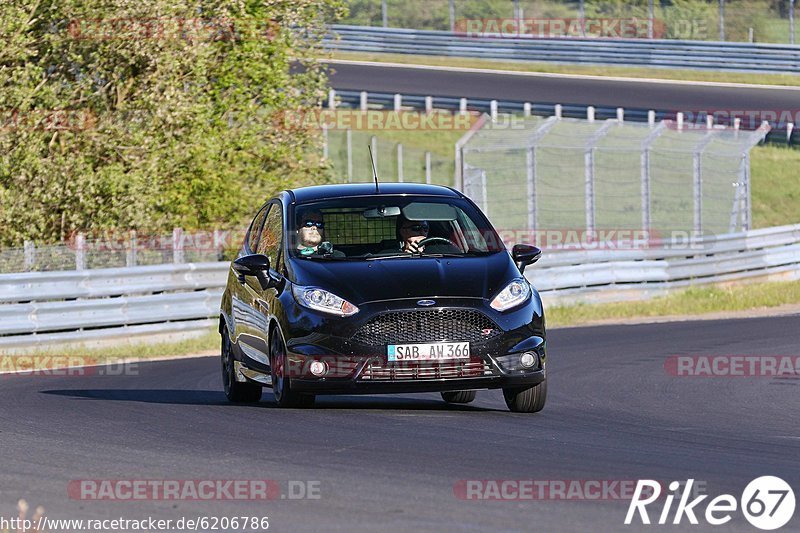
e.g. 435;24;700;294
260;294;547;395
280;332;546;395
289;367;545;395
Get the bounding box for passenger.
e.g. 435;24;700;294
295;208;343;257
295;208;326;255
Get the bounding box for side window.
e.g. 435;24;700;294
256;202;282;266
246;204;271;253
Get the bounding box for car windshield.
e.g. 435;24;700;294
288;196;505;260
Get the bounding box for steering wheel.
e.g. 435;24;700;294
417;236;458;248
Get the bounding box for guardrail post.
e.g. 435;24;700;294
328;89;336;110
346;128;353;182
459;98;467;115
75;233;86;271
23;240;35;271
706;115;714;129
523;102;531;117
397;143;404;182
127;230;137;267
526;147;537;231
393;93;402;112
490;100;498;121
616;108;624;122
425;96;433;114
587;106;595;122
173;228;184;264
360;91;368;111
425;152;432;184
677;112;684;131
648;110;656;127
554;104;562;119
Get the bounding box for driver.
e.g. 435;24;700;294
397;215;430;253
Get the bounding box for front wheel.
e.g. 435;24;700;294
270;328;315;408
221;328;262;403
503;379;546;413
441;390;477;404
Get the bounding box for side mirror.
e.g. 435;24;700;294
512;244;542;274
233;254;277;290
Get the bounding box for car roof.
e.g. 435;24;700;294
287;183;464;204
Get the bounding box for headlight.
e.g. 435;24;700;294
292;285;359;317
490;278;531;312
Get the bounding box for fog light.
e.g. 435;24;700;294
520;352;537;369
309;360;328;377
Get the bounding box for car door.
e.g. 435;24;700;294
249;200;285;369
232;203;272;367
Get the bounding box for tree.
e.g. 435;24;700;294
0;0;345;246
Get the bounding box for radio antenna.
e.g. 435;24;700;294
368;144;379;193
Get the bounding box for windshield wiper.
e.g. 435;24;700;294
365;253;417;261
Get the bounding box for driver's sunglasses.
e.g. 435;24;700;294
402;223;428;232
302;220;324;229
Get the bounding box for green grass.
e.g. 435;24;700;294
0;328;219;365
548;279;800;327
750;145;800;228
329;51;800;88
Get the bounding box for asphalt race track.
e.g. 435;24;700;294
1;314;798;532
326;61;800;113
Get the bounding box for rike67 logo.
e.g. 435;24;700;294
626;477;796;530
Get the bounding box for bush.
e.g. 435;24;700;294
0;0;345;246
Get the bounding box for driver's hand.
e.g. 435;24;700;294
406;240;424;253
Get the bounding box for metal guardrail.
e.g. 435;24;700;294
330;89;798;145
1;224;799;347
0;262;229;349
530;224;800;305
328;25;800;74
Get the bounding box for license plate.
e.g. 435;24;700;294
387;342;470;362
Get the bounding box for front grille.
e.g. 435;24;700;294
352;309;502;345
359;357;493;381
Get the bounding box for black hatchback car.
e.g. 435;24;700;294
219;183;547;412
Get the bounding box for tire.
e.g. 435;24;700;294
221;327;262;403
270;328;316;408
503;379;547;413
441;390;477;404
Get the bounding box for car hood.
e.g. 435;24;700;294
288;252;518;304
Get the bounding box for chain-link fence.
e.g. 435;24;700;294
325;128;455;186
458;115;769;239
344;0;798;44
